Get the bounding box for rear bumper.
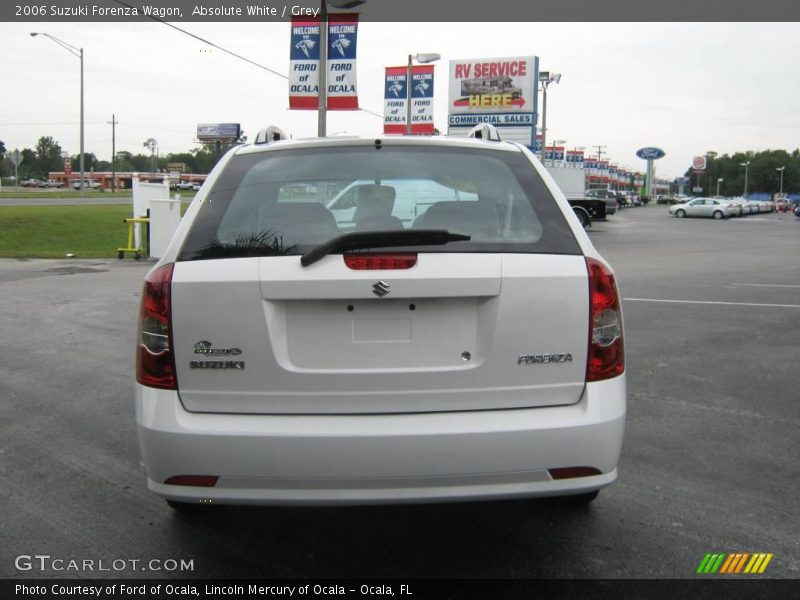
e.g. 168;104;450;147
135;377;626;505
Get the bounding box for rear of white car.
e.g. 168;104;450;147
135;134;625;507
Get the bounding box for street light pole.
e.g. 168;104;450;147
717;177;723;196
317;0;328;137
740;161;750;197
108;114;117;192
405;53;440;135
406;54;413;135
538;73;561;162
776;166;785;196
31;32;84;192
317;0;366;137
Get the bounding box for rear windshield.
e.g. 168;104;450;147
177;144;580;261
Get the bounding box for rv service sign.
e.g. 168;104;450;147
447;55;538;146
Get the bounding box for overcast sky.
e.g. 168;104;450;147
3;21;799;178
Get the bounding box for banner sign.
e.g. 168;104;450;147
533;134;543;153
289;14;359;110
447;55;538;146
599;160;610;183
546;146;565;162
566;150;584;168
383;65;434;135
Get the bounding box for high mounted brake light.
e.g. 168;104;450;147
136;263;177;389
586;257;624;382
344;253;418;270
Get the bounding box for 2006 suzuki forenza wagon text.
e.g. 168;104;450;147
135;125;626;509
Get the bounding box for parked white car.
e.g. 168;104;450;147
71;179;101;190
135;126;626;509
669;197;733;219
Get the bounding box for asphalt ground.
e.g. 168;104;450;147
0;205;798;583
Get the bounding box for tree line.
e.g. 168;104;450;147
2;135;798;196
0;136;231;181
682;149;799;197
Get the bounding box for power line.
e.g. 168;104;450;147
0;122;105;126
113;0;287;80
111;0;383;122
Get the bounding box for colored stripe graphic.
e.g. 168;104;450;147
698;552;773;575
719;554;736;573
744;553;774;574
720;553;749;574
697;553;727;574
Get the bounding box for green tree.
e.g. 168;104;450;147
34;136;63;176
190;145;220;174
684;148;800;197
70;152;98;173
16;148;38;179
114;151;136;173
0;140;8;177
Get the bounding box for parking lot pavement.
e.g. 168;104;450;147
1;206;798;580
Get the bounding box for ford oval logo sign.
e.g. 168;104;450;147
636;147;666;160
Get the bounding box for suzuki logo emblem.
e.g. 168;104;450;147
372;281;390;297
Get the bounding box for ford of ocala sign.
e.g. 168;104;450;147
636;147;666;160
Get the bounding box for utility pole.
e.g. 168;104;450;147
108;114;117;192
594;145;606;189
593;144;606;163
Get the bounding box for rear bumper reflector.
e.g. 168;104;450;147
164;475;219;487
549;467;602;480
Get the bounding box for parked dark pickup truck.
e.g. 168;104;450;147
567;198;607;228
585;189;620;215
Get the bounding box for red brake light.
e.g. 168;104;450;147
136;263;177;389
165;475;218;487
344;253;417;270
549;467;602;480
586;257;624;382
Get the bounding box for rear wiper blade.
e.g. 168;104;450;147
301;229;470;267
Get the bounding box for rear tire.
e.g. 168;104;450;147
573;209;590;229
676;209;686;218
713;210;723;220
557;490;599;505
166;499;206;512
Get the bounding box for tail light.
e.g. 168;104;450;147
586;257;624;382
136;263;177;389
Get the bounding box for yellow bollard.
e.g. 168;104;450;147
117;217;150;260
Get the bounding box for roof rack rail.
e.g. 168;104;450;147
255;126;288;145
467;123;502;142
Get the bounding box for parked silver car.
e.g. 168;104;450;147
669;197;733;219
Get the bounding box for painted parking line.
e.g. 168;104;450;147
623;298;800;309
730;283;800;289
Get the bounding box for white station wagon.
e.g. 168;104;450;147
135;125;626;509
